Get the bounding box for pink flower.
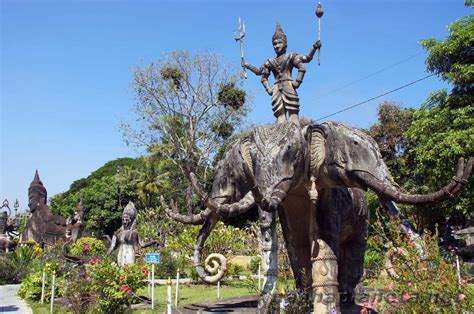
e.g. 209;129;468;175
458;294;466;301
388;295;398;305
402;292;410;301
460;279;466;287
389;281;394;290
88;257;102;266
407;282;412;288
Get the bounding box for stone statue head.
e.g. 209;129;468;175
28;170;47;212
122;201;137;230
272;22;287;56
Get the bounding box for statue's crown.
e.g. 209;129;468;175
272;22;287;43
29;169;47;198
123;201;137;221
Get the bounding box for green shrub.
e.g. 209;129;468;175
227;263;244;277
154;250;178;279
0;246;38;284
369;216;473;312
248;256;261;274
88;257;147;313
363;236;385;279
70;237;106;257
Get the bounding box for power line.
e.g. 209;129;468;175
320;52;424;97
316;73;435;121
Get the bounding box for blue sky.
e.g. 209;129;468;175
1;0;471;211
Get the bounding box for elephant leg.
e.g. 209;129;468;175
338;239;366;304
277;205;304;290
258;208;278;309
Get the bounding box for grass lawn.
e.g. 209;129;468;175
25;279;255;313
135;279;254;312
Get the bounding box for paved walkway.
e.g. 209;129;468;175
0;284;32;314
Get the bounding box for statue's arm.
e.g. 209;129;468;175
292;56;306;89
243;61;273;96
138;233;158;248
300;40;322;63
106;234;117;255
242;62;262;75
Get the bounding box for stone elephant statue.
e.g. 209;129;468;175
163;121;473;312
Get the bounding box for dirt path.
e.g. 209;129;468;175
0;284;32;314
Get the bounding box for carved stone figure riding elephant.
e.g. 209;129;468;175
164;121;473;312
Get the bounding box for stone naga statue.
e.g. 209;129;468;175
163;121;473;312
106;201;158;267
20;170;68;247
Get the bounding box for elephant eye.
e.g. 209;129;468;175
353;141;359;145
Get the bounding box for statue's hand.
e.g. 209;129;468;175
292;80;301;89
266;87;273;96
241;60;248;68
314;40;322;50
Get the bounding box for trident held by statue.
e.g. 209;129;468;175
234;17;246;78
316;1;324;65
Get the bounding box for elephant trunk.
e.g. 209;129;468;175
193;217;227;284
353;157;473;205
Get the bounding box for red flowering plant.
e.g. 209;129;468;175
369;213;473;312
88;257;147;313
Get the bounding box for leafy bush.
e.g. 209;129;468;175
0;245;38;284
88;257;147;313
70;237;106;257
248;256;261;274
167;221;251;259
363;236;385;279
154;250;178;279
369;215;473;312
227;263;244;277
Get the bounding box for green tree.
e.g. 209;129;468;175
366;101;414;183
402;13;474;229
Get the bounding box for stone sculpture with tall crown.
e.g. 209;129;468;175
20;170;67;246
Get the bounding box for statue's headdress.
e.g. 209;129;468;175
122;201;137;221
122;201;138;239
29;170;47;200
75;198;85;221
272;22;287;44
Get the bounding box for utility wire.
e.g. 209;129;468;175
320;52;424;97
316;73;435;121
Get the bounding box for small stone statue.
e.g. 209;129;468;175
65;199;85;243
106;201;158;266
20;170;67;246
243;22;321;125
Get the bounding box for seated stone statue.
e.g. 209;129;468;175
20;170;67;247
106;201;157;266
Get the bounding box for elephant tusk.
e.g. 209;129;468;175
161;196;213;225
216;192;256;216
352;157;473;205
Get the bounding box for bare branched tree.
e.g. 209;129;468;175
122;50;249;213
